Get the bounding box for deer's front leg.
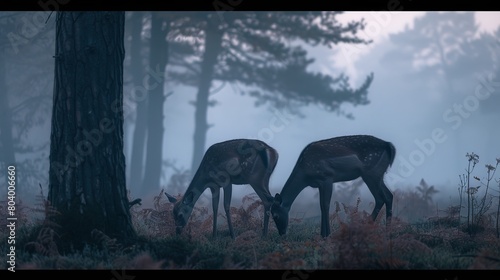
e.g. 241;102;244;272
211;187;221;238
318;182;333;238
223;185;235;239
250;182;273;237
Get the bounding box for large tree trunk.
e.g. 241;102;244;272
0;51;16;169
47;11;136;250
127;12;149;196
190;21;223;173
141;13;169;197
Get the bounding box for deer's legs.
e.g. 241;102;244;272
318;181;333;238
380;181;393;225
211;187;221;238
223;185;235;239
251;181;273;237
261;202;270;237
363;174;392;224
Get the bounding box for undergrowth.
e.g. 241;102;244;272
2;189;499;270
2;154;500;270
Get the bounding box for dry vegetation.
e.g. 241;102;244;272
2;188;499;270
2;155;500;270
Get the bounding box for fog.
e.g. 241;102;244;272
1;11;499;219
155;12;500;211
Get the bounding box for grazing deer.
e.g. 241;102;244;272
166;139;278;238
271;135;396;237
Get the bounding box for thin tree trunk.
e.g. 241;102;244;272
434;28;462;175
190;22;223;173
128;12;149;196
496;186;499;238
48;11;136;250
0;51;16;169
141;13;169;196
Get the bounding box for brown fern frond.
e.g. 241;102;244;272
241;193;259;206
91;229;122;253
245;199;264;216
25;184;61;228
153;189;165;211
464;250;500;269
24;227;60;256
134;207;175;237
354;197;361;214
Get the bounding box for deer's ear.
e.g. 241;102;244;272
274;193;282;204
165;192;178;203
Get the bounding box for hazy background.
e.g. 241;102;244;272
1;11;499;219
157;12;500;206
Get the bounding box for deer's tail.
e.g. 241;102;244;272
386;141;396;167
258;144;279;174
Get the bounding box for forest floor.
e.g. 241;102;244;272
2;189;500;270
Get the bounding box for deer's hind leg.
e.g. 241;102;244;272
362;172;393;224
317;180;333;238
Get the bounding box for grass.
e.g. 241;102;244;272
2;187;500;270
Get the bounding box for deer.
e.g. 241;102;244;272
165;138;279;239
270;135;396;238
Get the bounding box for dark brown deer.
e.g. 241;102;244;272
271;135;396;237
166;139;279;238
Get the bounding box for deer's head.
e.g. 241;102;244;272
271;193;288;236
165;192;194;235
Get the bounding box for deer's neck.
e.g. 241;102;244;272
280;169;307;211
181;171;211;208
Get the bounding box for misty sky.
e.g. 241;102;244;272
2;11;499;213
139;12;500;206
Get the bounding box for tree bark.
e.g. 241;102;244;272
48;11;136;250
127;12;149;196
190;21;223;173
141;13;169;196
